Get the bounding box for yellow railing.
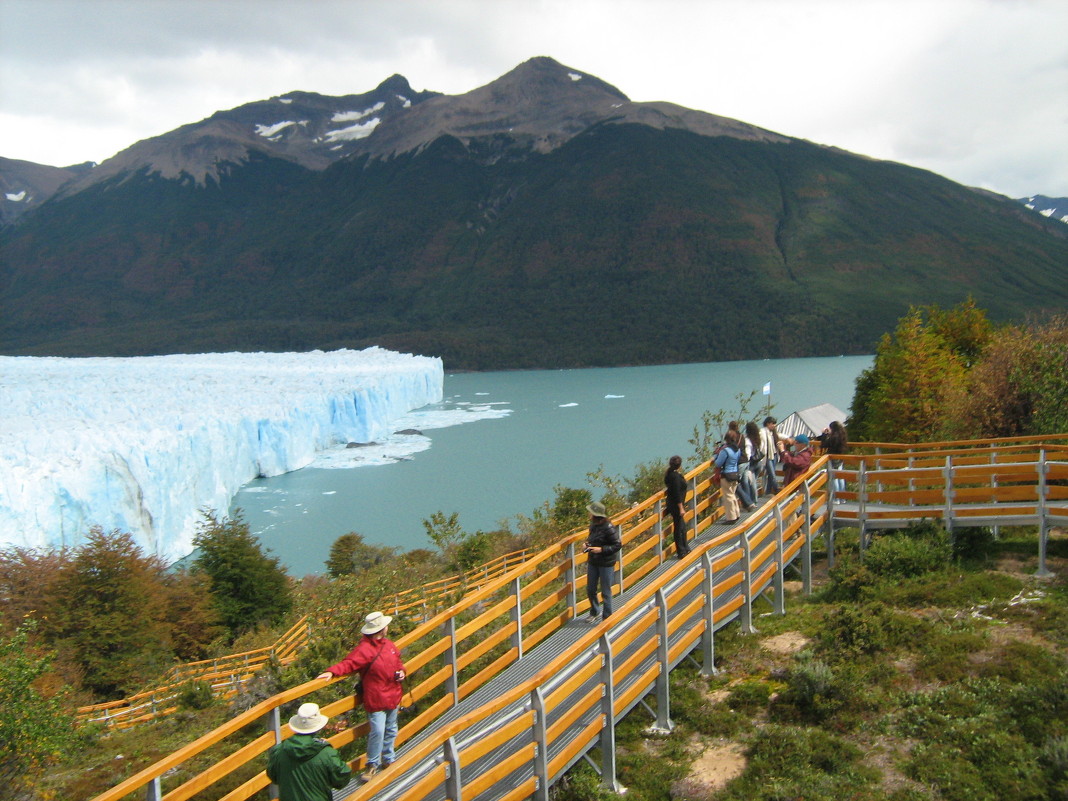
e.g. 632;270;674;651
75;548;531;729
86;437;1067;801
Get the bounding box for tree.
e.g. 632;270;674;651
325;533;398;578
192;511;292;637
423;511;465;560
42;528;174;697
848;306;968;442
0;623;77;797
946;314;1068;438
0;545;70;636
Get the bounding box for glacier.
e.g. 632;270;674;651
0;348;444;561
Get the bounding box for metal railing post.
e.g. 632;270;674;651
532;687;550;801
444;617;459;704
858;460;869;553
700;550;717;676
145;777;162;801
943;455;955;540
510;576;524;660
800;482;812;598
654;498;664;564
266;706;282;800
991;449;1001;539
740;527;756;634
1037;449;1052;577
599;634;622;793
689;473;699;533
615;522;624;597
565;542;578;617
653;589;673;732
443;736;463;801
772;506;786;616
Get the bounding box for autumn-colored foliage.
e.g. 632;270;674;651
850;300;1068;442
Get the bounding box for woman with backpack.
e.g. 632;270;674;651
739;421;764;511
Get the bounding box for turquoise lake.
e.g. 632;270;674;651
233;355;871;576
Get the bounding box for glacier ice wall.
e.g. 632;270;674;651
0;348;443;560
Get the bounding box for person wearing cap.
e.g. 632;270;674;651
776;433;814;486
583;501;622;623
267;702;352;801
316;611;406;782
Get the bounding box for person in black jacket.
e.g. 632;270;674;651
584;501;622;623
663;455;690;559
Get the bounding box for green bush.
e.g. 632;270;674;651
177;681;215;711
716;724;880;801
863;523;952;580
726;679;773;711
816;602;910;660
951;526;995;560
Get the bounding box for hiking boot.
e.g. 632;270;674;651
360;764;379;783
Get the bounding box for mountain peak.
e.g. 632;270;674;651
344;56;631;160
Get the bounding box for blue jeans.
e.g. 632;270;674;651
737;466;757;508
762;459;779;494
587;563;615;619
367;707;399;767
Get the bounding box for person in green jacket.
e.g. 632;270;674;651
267;702;353;801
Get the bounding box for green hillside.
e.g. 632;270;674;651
2;125;1066;368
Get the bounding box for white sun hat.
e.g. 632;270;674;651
289;702;329;734
361;611;393;635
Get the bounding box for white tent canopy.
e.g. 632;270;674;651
777;403;847;440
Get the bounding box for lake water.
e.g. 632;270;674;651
232;356;871;576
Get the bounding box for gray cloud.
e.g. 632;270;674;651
2;0;1065;197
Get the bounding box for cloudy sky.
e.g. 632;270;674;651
2;0;1066;198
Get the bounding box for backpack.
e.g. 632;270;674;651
711;443;724;486
748;437;764;469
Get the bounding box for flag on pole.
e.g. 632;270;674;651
762;381;772;396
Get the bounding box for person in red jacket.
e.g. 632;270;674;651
776;434;814;486
316;611;406;782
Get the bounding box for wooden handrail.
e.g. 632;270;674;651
86;438;1066;801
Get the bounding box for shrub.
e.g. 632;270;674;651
177;681;215;711
716;724;880;801
863;523;952;580
822;555;876;602
726;679;772;711
816;602;909;660
951;525;995;560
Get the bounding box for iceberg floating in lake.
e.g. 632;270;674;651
0;348;443;561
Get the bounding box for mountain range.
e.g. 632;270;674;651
2;56;1067;370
